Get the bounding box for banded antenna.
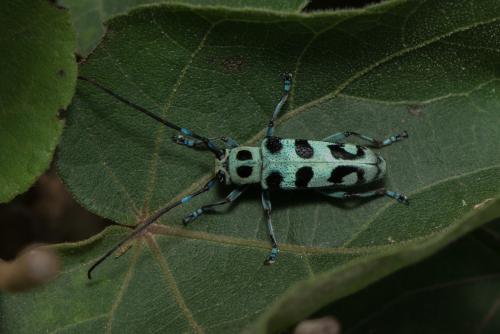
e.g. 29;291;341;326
77;76;225;278
77;76;223;159
86;176;218;279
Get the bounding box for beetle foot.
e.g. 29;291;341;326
397;194;410;205
182;208;203;225
384;190;409;205
264;247;279;265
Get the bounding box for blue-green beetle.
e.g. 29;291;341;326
220;138;388;190
79;73;408;278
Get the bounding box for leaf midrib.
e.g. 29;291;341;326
146;235;204;333
105;240;142;334
58;164;500;269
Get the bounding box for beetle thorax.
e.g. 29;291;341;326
217;146;262;185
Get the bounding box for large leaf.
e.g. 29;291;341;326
60;0;308;54
1;200;498;334
0;0;76;203
3;1;500;333
304;219;500;334
252;198;500;333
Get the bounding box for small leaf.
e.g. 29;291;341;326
60;0;308;54
299;219;500;334
0;0;77;203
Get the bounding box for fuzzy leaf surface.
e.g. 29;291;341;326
60;0;307;54
0;0;76;203
4;1;500;333
305;219;500;334
253;198;500;333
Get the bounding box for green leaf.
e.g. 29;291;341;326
3;1;500;332
252;198;500;333
303;219;500;334
60;0;308;54
1;200;498;334
0;0;77;203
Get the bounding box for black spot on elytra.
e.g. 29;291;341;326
295;167;314;187
295;139;314;159
236;150;252;160
266;171;283;189
328;144;365;160
266;137;282;154
237;166;253;178
328;166;365;184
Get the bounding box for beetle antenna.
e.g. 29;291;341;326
87;175;219;279
77;76;223;159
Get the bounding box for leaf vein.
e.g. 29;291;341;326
343;164;500;247
146;235;204;333
245;15;500;145
337;77;499;105
401;0;428;47
142;22;216;213
106;241;142;334
86;131;140;216
150;11;192;53
49;314;109;334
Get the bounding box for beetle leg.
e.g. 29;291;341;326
183;186;247;225
172;135;205;148
322;131;408;148
87;176;219;279
318;188;409;205
173;136;239;149
262;190;279;265
266;73;292;137
382;189;410;205
220;137;239;148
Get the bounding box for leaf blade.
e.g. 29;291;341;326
0;0;77;203
309;220;500;334
60;0;308;54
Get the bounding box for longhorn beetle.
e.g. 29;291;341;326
78;73;409;279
